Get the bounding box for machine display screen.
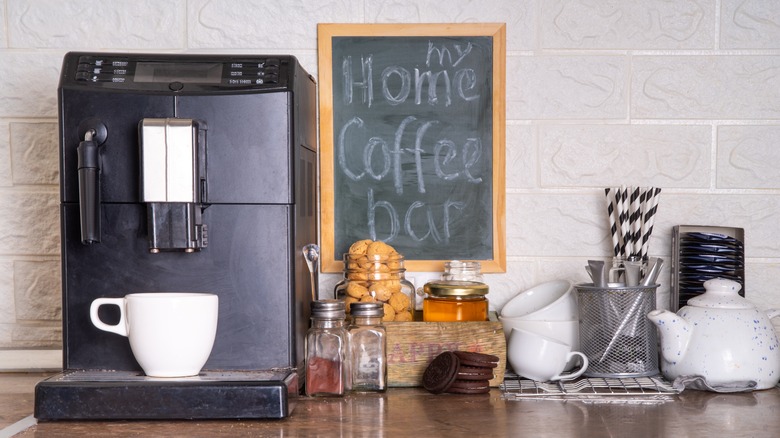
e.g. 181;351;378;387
134;62;223;83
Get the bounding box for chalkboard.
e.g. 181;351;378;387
318;23;506;273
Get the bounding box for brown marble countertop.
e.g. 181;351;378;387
3;373;780;436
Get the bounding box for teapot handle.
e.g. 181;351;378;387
767;309;780;320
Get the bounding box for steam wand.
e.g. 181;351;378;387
76;120;107;244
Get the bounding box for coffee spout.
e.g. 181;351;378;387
139;118;207;253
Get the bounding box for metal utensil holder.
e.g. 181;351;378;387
576;283;659;378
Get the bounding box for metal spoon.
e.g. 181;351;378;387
302;244;320;301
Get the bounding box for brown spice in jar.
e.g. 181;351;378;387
306;356;343;395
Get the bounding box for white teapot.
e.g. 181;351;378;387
647;278;780;390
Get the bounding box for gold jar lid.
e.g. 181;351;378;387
423;280;488;297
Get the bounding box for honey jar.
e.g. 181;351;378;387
422;281;489;322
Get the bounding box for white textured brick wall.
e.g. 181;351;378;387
2;0;780;356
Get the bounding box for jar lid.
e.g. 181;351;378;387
444;260;481;271
311;299;346;319
424;280;489;297
350;302;384;317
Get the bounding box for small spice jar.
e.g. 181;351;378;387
422;280;489;322
334;253;415;322
305;300;347;397
347;302;387;392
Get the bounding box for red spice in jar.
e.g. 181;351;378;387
305;356;343;395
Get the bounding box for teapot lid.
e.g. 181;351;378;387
687;277;752;309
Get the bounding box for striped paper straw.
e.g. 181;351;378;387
619;186;631;259
629;186;641;257
605;188;620;257
640;187;662;259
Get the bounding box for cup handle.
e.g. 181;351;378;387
90;298;128;337
552;351;589;381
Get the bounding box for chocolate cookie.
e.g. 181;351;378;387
453;351;499;368
423;351;460;394
456;366;495;381
447;379;490;394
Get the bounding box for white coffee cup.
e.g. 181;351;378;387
508;328;588;382
499;317;581;371
90;292;219;378
499;317;580;349
500;280;576;321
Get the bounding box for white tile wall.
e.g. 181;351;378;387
632;56;780;119
540;0;717;50
2;0;780;355
721;0;780;49
507;56;628;120
7;0;187;49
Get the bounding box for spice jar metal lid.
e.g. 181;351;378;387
423;280;489;297
349;302;384;317
311;299;346;319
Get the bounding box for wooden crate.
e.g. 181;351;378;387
385;312;506;387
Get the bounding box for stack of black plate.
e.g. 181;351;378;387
678;231;745;307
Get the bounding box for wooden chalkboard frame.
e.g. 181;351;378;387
318;23;506;273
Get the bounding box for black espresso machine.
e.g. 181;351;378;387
34;52;317;420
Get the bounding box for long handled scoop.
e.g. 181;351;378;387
302;244;320;301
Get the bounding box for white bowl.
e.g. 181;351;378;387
499;317;581;371
499;280;576;321
498;317;580;349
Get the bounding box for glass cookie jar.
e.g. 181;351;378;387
334;253;415;322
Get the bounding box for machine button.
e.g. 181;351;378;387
75;72;91;81
266;58;280;66
77;64;92;72
169;81;184;91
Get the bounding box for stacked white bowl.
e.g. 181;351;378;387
499;280;580;371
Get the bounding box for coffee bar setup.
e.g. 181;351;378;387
6;22;780;436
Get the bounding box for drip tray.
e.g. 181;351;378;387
35;369;298;420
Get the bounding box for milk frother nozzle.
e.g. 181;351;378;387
76;119;108;245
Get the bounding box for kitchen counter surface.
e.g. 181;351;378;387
3;372;780;437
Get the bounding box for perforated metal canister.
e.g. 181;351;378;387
576;283;659;378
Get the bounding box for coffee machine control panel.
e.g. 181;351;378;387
67;53;289;91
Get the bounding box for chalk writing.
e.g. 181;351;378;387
332;35;494;260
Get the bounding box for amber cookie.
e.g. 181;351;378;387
423;351;460;394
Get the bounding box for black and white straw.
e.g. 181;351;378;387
604;186;662;260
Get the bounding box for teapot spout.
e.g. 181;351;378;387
647;309;692;364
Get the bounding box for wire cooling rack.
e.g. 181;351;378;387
501;373;681;403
